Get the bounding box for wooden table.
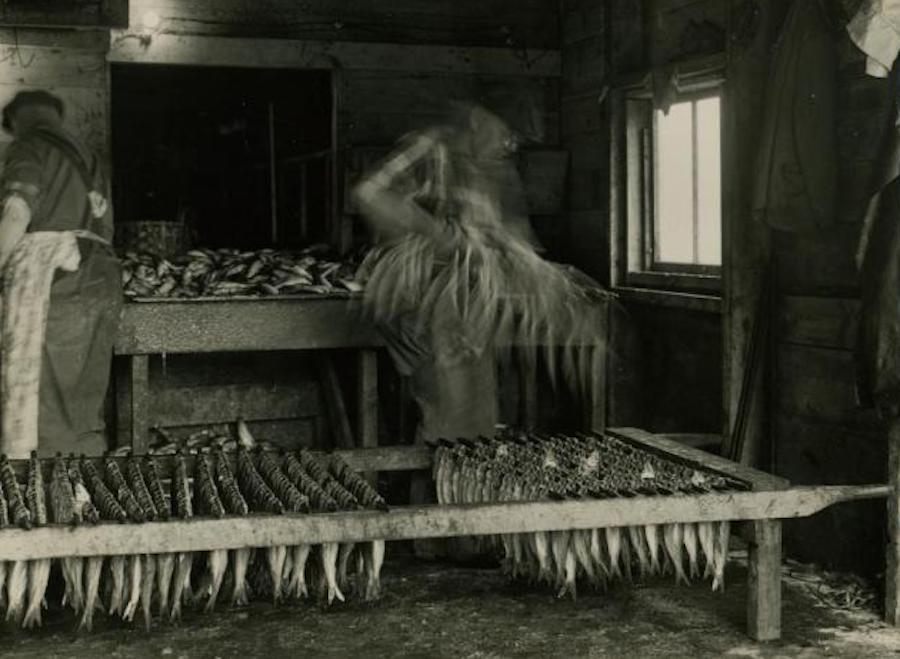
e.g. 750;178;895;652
113;296;382;453
113;294;610;451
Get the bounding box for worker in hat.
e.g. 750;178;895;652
0;89;122;457
353;90;603;559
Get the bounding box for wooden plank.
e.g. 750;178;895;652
151;382;320;427
774;227;860;296
341;109;561;150
129;0;558;49
108;32;561;77
357;349;379;483
748;519;783;641
720;2;789;466
775;345;880;428
0;47;106;88
114;298;382;355
608;427;789;491
130;355;150;454
779;296;859;350
0;29;110;51
0;484;887;561
887;419;900;625
612;286;722;313
0;0;127;28
563;36;606;95
587;344;607;433
113;357;133;449
342;71;557;118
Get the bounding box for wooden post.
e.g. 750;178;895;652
886;419;900;624
517;349;538;430
747;519;782;641
357;349;379;485
117;354;150;454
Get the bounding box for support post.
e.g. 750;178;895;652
116;354;150;453
747;518;782;641
885;419;900;624
357;349;379;485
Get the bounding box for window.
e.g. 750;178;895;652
612;62;725;295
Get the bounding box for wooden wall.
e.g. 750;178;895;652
0;0;563;448
562;0;724;435
772;1;891;575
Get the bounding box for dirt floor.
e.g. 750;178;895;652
3;549;900;658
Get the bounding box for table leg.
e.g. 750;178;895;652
357;349;378;485
885;420;900;624
747;518;782;641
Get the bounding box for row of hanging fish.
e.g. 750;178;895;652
0;430;387;631
120;245;364;299
430;432;750;600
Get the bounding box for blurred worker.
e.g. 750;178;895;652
0;90;122;457
353;91;602;557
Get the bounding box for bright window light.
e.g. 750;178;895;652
655;95;722;267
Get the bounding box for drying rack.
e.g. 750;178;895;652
0;427;890;642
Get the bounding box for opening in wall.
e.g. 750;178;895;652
110;64;334;251
613;60;725;296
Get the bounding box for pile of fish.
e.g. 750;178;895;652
0;423;387;631
120;245;364;299
431;432;749;600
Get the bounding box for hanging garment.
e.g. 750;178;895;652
848;0;900;77
0;231;80;458
753;0;838;233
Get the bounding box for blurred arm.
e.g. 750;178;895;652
353;133;442;240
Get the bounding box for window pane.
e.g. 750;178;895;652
655;101;694;264
696;96;721;266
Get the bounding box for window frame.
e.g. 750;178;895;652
610;56;727;298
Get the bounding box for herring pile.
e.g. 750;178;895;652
121;246;363;299
0;424;387;631
431;432;748;600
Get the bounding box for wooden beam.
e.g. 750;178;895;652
0;1;127;28
886;420;900;625
151;382;320;427
748;519;783;642
357;349;379;484
114;298;381;355
0;484;887;561
779;295;858;350
129;355;150;454
108;32;561;77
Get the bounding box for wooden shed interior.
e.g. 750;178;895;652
0;0;887;594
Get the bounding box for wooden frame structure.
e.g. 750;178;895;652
112;295;610;450
0;427;889;642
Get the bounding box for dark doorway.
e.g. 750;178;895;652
110;64;333;250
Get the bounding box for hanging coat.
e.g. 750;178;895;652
753;0;838;233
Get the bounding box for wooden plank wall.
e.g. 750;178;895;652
773;1;892;574
0;0;561;448
561;0;724;435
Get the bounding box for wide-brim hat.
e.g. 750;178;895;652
2;90;65;133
